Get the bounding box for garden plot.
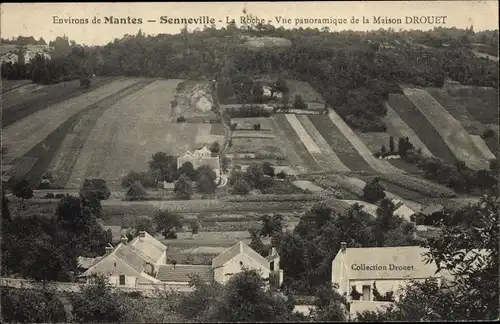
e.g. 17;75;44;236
273;114;322;172
232;131;276;139
230;117;274;131
239;165;299;175
309;115;373;172
470;135;496;160
269;116;308;173
2;78;137;165
3;156;39;182
327;109;400;174
383;102;434;157
231;137;282;154
388;94;456;163
67;79;195;189
292;180;326;193
403;88;489;171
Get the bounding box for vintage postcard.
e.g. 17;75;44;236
0;1;498;322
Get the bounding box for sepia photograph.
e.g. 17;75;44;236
0;1;498;322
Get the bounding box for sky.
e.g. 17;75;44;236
1;1;499;45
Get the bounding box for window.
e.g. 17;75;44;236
362;285;371;301
270;260;275;271
119;275;126;285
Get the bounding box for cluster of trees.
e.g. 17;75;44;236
374;136;417;158
1;35;95;84
273;200;416;295
229;162;287;195
1;192;111;281
401;144;499;194
174;164;218;200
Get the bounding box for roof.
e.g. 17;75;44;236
393;204;415;222
178;151;195;160
137;271;163;284
421;204;444;216
129;232;167;263
156;264;213;283
81;231;166;277
212;241;270;270
335;246;442;280
195;146;211;155
113;244;148;273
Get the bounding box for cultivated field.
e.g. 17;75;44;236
296;115;350;172
309;115;373;172
195;123;225;147
403;88;489;170
387;93;456;163
382;102;434;157
48;80;155;188
273;114;322;172
67;79;196;189
446;86;498;125
2;77;117;127
326;109;400;174
2;78;138;166
425;88;486;135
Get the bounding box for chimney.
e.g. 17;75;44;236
138;231;146;238
341;242;347;253
105;243;114;255
271;247;277;256
120;235;128;244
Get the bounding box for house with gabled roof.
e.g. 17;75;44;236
177;145;220;171
78;235;283;290
79;231;167;287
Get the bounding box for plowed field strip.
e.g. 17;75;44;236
273;114;322;172
297;115;350;172
309;115;373;172
403;88;489;170
383;102;434;157
326;109;400;173
388;94;455;162
2;78;137;163
49;80;154;188
68;80;188;189
269;116;308;173
2;77;117;127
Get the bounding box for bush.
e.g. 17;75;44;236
482;128;495;139
222;194;323;202
363;178;386;203
293;94;308;110
230;123;238;130
232;179;251;195
177;116;186;123
276;171;287;179
44;193;55;199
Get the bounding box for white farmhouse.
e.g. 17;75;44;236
177;145;220;171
